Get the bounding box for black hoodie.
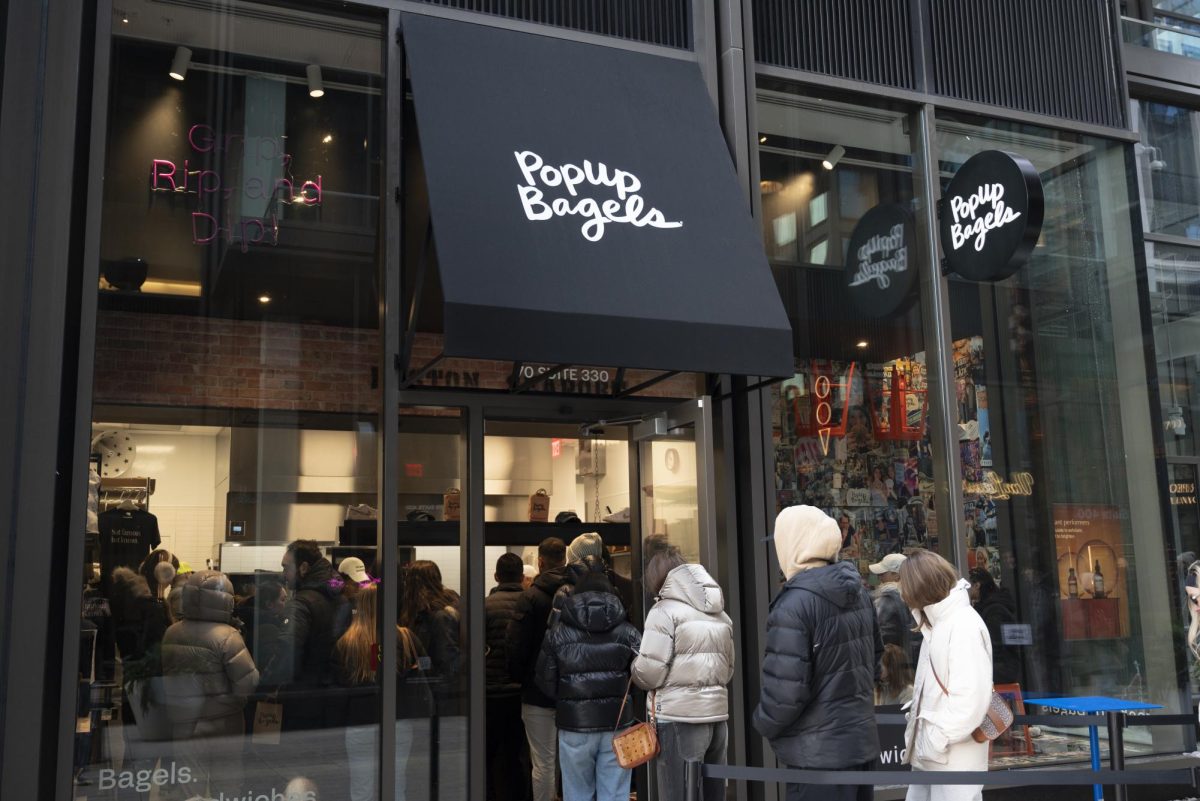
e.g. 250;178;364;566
506;565;572;707
976;586;1022;684
271;558;341;689
753;560;882;769
535;590;641;732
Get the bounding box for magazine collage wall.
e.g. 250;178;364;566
773;335;1000;582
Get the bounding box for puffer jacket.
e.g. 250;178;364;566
272;558;340;687
160;571;259;728
109;567;168;663
535;590;641;732
631;564;734;723
905;579;992;772
485;582;525;694
507;565;572;707
752;560;882;768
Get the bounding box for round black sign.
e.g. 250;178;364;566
845;203;916;319
939;150;1044;282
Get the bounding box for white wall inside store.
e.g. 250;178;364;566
116;428;221;570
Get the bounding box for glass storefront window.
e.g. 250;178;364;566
937;111;1185;763
1131;101;1200;240
758;85;940;711
76;4;390;799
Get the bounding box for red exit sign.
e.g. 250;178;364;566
405;463;424;477
551;439;562;458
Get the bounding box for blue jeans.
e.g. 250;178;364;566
558;729;630;801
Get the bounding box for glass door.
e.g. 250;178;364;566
633;397;717;588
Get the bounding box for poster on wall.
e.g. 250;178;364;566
772;357;937;571
1052;503;1128;639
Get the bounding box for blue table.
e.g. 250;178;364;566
1025;696;1161;801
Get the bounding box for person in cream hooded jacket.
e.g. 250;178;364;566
753;505;882;801
900;549;993;801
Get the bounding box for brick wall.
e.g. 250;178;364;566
94;311;699;411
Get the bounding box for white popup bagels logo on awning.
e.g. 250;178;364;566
514;150;683;242
939;150;1044;283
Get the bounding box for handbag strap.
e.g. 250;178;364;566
613;676;655;734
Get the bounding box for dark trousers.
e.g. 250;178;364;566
785;762;873;801
487;693;531;801
656;720;728;801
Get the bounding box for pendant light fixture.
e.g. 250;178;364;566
169;46;192;81
307;64;325;98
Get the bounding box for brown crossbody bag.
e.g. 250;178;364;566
928;636;1013;743
611;677;659;769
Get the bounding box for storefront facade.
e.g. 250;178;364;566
0;2;1187;801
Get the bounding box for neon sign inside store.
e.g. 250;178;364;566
149;124;322;252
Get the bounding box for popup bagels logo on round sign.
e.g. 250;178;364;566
844;203;917;319
939;150;1044;282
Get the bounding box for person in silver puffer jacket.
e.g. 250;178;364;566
161;570;259;796
631;551;735;801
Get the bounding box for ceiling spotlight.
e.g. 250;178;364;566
121;12;130;24
759;135;768;144
822;144;846;170
322;134;333;144
169;46;192;81
856;340;869;349
258;294;272;305
307;64;325;98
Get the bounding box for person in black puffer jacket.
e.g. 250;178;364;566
486;553;531;801
753;506;882;801
506;538;571;801
272;540;340;730
536;568;641;801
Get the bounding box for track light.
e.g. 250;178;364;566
307;64;324;98
822;144;845;171
169;46;191;81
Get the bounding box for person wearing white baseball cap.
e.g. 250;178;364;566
334;556;373;641
870;553;915;663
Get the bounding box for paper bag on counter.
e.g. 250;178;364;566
443;488;461;521
528;488;550;523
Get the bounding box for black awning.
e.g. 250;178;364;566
401;13;793;377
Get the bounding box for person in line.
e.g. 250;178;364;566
752;505;882;801
333;556;372;641
400;560;465;801
336;582;432;801
875;644;914;706
967;567;1022;685
273;540;341;729
161;570;260;797
506;537;571;801
871;553;917;664
631;549;734;801
536;561;641;801
486;553;532;801
900;550;993;801
138;549;178;601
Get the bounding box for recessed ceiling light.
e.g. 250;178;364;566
258;294;272;304
856;340;869;349
121;14;130;24
759;135;767;144
322;134;333;144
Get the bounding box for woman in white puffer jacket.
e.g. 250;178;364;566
631;550;735;801
899;550;993;801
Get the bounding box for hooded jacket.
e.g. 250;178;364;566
631;564;735;723
160;571;259;728
272;558;340;687
905;579;992;772
506;565;572;707
535;590;642;732
752;506;882;769
875;582;915;655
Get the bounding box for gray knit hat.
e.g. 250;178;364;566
566;532;604;564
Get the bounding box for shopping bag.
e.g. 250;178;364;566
443;488;461;521
528;488;550;522
252;700;283;745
